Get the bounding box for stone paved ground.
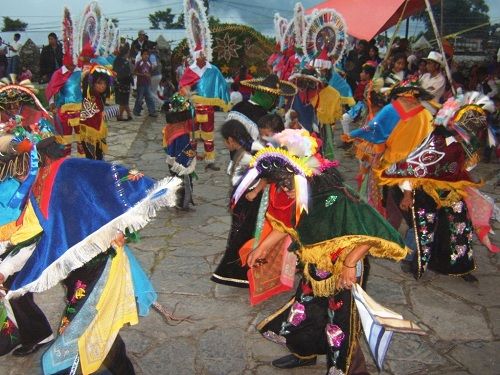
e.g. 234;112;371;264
0;109;499;375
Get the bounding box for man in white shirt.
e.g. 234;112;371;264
419;51;446;102
7;33;22;75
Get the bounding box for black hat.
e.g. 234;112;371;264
240;74;297;97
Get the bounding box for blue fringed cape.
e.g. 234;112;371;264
8;158;180;298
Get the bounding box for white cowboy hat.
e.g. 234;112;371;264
423;51;444;67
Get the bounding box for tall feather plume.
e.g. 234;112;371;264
183;0;212;61
62;7;75;64
293;2;306;49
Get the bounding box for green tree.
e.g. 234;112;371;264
2;17;28;32
413;0;490;39
148;8;177;29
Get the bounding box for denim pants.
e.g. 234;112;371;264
133;83;155;115
7;56;20;75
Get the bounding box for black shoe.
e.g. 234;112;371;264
271;354;317;369
462;274;478;283
149;113;158;118
205;163;220;171
12;340;52;357
0;336;20;357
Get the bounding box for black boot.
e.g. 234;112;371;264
271;354;317;369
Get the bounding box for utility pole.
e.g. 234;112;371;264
440;0;444;36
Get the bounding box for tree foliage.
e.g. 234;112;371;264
148;8;185;29
412;0;490;39
2;17;28;32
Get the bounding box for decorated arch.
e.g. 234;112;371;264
173;23;275;79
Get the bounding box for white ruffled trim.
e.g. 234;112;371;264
6;176;182;299
165;155;196;175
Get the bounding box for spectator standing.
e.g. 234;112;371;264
175;57;189;89
133;49;157;117
19;65;32;81
419;51;446;102
39;32;63;83
233;65;253;100
7;33;22;76
130;30;150;60
0;37;7;78
345;39;369;92
229;82;243;106
148;44;163;109
113;45;134;121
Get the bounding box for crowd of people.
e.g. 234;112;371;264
0;2;499;374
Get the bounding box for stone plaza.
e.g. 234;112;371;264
0;108;498;375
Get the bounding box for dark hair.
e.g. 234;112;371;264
118;45;130;57
220;119;254;152
392;52;407;63
362;65;376;78
82;71;112;99
14;33;21;39
369;45;379;55
141;49;149;56
48;32;57;40
257;113;284;133
310;166;345;195
231;82;240;91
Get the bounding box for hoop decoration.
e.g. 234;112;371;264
304;9;348;66
77;1;103;57
184;0;212;61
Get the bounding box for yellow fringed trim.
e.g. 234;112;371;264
265;213;299;241
68;117;80;128
55;134;77;145
373;168;482;207
200;130;214;140
60;103;82;113
79;124;108;142
203;150;215;161
0;221;18;241
341;96;356;107
191;95;231;112
298;235;408;297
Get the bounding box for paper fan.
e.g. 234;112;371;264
62;7;77;65
77;1;102;56
273;13;288;46
183;0;212;61
304;9;348;65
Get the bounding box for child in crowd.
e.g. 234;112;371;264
211;119;258;287
245;113;286;202
230;82;243;107
79;66;113;160
285;109;303;129
383;52;407;87
19;65;32;81
133;49;157;117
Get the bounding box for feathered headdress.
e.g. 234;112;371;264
62;7;76;66
281;2;307;52
184;0;212;62
232;129;338;222
435;91;494;141
274;13;288;48
304;8;348;67
0;76;48;115
78;1;103;58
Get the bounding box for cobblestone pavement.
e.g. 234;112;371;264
0;109;499;375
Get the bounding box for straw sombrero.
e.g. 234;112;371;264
240;74;297;97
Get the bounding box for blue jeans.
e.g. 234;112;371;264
7;56;20;75
133;84;156;115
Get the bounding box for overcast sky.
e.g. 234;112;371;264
3;0;500;39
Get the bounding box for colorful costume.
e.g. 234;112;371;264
232;129;408;374
374;92;497;278
162;94;197;209
179;0;230;163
